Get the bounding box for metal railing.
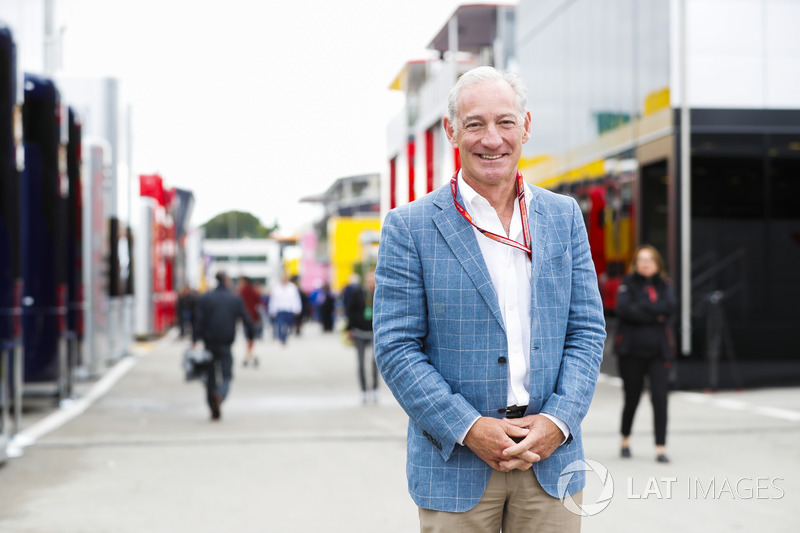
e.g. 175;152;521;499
1;338;23;463
691;247;748;389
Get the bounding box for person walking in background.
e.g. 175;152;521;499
615;244;677;463
268;274;302;345
345;269;378;404
319;282;336;332
238;276;263;367
374;66;605;532
192;272;255;421
340;273;360;313
176;286;196;338
254;281;266;339
309;280;323;323
292;276;310;336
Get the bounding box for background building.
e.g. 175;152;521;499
385;3;517;213
301;173;381;292
201;238;282;290
516;0;800;387
383;0;800;388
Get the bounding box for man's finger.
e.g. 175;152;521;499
498;458;535;471
503;415;536;428
502;443;541;463
501;445;540;461
503;435;537;458
504;424;530;444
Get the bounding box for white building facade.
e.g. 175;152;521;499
202;239;282;290
384;3;517;216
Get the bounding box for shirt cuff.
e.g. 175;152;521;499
541;413;570;445
457;415;482;445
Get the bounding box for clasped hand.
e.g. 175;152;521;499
464;415;563;472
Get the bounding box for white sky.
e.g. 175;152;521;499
55;0;468;233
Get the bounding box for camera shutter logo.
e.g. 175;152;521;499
557;459;614;516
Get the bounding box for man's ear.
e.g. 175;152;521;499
522;111;532;143
443;117;457;146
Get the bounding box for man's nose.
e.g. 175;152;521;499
481;123;502;148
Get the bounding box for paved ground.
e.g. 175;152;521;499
0;321;798;532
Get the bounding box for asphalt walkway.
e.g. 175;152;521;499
0;322;798;532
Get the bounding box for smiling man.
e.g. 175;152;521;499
373;66;606;532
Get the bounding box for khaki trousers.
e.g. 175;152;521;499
419;469;582;533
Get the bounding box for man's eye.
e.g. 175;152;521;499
465;123;482;130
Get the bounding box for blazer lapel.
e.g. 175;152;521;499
528;187;549;283
432;186;505;331
528;186;549;336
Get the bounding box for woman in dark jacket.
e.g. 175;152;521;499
616;244;677;463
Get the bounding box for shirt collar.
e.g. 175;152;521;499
456;169;533;215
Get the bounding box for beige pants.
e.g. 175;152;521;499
419;469;582;533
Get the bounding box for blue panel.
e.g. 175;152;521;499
21;73;64;383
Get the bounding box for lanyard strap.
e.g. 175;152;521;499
450;171;532;260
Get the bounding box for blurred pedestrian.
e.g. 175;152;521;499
254;281;267;338
340;273;360;313
292;276;310;336
238;276;263;367
345;269;378;404
192;271;255;420
373;66;605;531
615;244;677;463
268;274;302;345
176;286;196;338
318;282;335;332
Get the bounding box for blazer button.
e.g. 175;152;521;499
498;357;507;364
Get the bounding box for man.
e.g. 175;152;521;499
176;286;196;338
268;274;302;344
193;271;254;420
237;276;263;367
373;66;606;532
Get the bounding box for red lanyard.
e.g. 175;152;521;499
450;170;532;260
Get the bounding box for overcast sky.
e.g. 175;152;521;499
55;0;474;233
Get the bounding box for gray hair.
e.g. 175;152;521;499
447;66;528;135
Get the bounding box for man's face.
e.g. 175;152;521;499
445;79;531;190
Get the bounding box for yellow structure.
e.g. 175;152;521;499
284;256;300;278
328;217;382;293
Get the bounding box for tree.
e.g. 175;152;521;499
202;210;279;239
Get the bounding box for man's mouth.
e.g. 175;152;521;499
479;154;503;160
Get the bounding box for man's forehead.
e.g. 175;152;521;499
457;81;517;112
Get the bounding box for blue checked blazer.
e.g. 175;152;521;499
373;181;606;513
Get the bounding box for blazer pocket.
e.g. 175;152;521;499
542;246;570;275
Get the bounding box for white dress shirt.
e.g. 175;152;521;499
456;172;569;444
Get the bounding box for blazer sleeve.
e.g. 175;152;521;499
539;198;606;437
373;209;480;461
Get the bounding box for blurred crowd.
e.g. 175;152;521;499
176;274;364;348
